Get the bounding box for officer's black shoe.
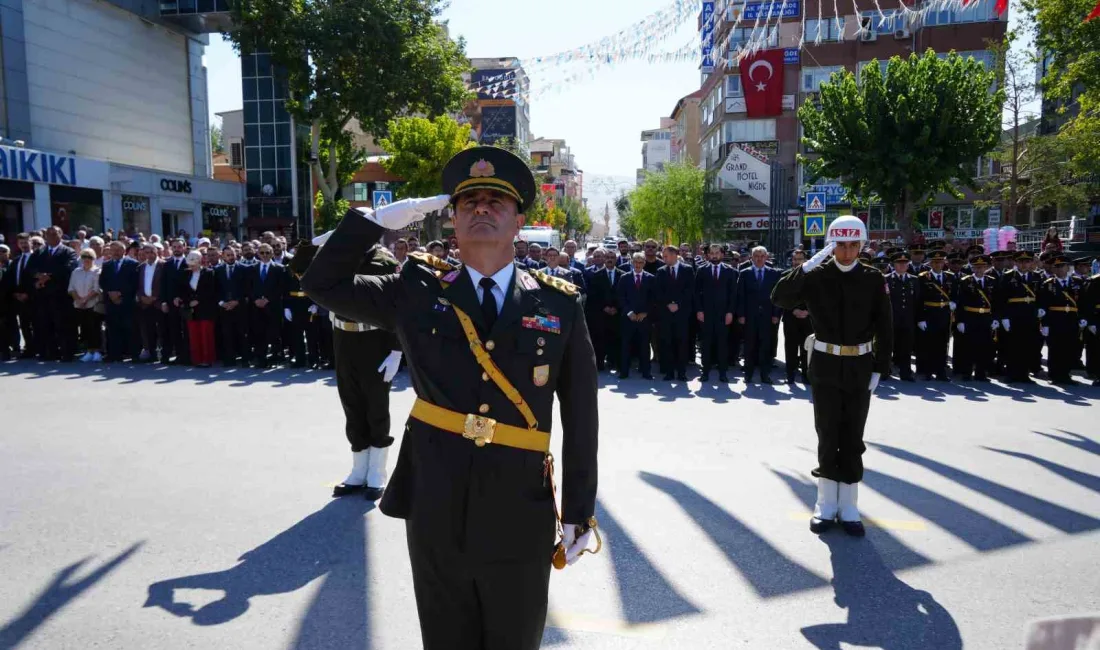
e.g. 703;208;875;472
700;373;709;382
840;520;866;537
958;374;973;381
760;375;774;385
901;374;916;382
332;483;367;498
719;374;730;383
786;376;795;385
663;373;674;381
677;373;688;382
642;374;655;380
922;374;935;381
1093;378;1100;387
936;375;951;382
619;373;630;380
974;375;990;382
363;486;385;502
809;517;834;534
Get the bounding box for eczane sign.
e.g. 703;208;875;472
718;143;770;205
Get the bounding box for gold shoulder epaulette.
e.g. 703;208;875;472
961;274;972;282
409;251;454;273
1091;273;1100;281
1044;277;1055;284
919;271;930;277
532;270;579;296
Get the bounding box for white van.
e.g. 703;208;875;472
517;226;561;251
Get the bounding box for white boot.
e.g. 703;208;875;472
837;482;866;537
342;450;369;486
810;478;838;533
365;446;390;489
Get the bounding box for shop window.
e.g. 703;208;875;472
51;186;104;235
121;195;151;236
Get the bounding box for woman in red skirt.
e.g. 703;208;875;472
175;250;217;367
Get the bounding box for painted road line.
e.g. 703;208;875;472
789;511;926;531
546;611;669;640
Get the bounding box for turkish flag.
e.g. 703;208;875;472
740;49;785;117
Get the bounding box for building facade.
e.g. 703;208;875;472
695;0;1007;244
670;91;703;165
0;0;245;245
638;118;675;184
468;57;531;152
529;137;583;204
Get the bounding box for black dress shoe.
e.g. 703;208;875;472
663;373;674;381
677;373;688;381
810;517;834;534
332;483;367;497
840;520;866;537
700;373;709;382
761;375;774;385
719;374;729;383
363;486;385;501
974;375;990;382
936;375;951;382
619;373;629;380
642;374;654;380
901;374;916;382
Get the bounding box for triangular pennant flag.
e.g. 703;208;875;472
1087;0;1100;20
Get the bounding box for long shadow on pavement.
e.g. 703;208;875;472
144;499;373;650
800;534;962;650
769;469;930;572
984;447;1100;495
639;471;828;598
870;444;1100;535
0;542;144;649
1035;430;1100;457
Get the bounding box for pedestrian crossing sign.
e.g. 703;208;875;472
372;190;392;208
806;192;826;213
804;215;825;237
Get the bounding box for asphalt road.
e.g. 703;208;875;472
1;359;1098;650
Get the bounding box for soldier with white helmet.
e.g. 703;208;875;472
771;215;893;536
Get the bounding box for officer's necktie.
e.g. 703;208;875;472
479;277;497;331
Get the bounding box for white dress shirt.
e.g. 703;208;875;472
189;270;201;291
142;263;157;296
466;263;514;316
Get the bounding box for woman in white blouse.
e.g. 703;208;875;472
68;248;104;362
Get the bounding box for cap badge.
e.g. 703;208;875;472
470;159;496;178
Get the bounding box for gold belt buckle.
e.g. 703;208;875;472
840;345;858;356
463;414;497;447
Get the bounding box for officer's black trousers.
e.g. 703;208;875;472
1085;328;1099;378
810;383;871;484
920;323;951;377
726;319;742;366
700;318;729;373
285;311;309;365
249;305;281;364
308;315;333;365
1002;325;1034;380
333;328;393;451
783;319;812;381
406;519;550;650
957;321;994;378
892;325;915;378
658;314;690;375
1046;323;1077;380
590;313;619;370
164;303;188;363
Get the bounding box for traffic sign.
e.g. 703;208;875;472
804;215;825;237
805;192;826;213
372;190;392;207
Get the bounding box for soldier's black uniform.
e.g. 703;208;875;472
772;260;892;485
994;262;1041;382
886;268;920;380
302;149;599;650
1039;266;1082;384
282;272;312;368
781;298;813;383
1082;274;1100;383
915;262;957;380
954;260;997;381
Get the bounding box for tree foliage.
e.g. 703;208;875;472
1024;0;1100;112
378;115;474;240
626;163;711;243
799;50;1004;242
311;131;367;233
614;191;636;241
226;0;470;209
558;195;592;238
210;123;224;154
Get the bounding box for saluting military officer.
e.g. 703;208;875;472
885;250;920;381
772;216;893;537
915;249;957;381
302;146;600;650
995;250;1041;383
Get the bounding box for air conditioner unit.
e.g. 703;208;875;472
894;27;910;39
860;17;877;41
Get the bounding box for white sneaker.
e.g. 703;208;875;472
92;352;103;362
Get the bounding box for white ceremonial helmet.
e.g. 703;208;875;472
826;215;867;244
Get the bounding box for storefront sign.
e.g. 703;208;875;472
701;1;716;73
0;144;109;189
743;0;800;20
121;195;148;212
718;144;771;205
800;184;847;204
727;215;801;230
203;203;239;231
784;48;800;65
160;178;193;194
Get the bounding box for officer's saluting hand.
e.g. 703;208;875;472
302;146;600;650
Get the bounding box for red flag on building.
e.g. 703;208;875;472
1087;0;1100;21
739;49;785;117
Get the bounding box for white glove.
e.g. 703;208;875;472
991;320;1000;330
801;242;836;273
360;195;450;230
917;321;927;331
1041;326;1049;337
1002;318;1011;332
1038;308;1046;318
312;230;334;246
868;372;880;392
308;304;318;315
283;307;292;322
1090;325;1097;335
956;322;965;333
562;523;595;566
1080;319;1088;329
949;301;957;311
377;350;403;382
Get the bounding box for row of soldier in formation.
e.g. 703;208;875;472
524;238;1099;388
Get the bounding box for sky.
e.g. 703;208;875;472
203;0;1037;232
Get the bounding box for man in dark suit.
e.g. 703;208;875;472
215;245;250;367
29;227;78;361
0;244;11;360
695;243;737;382
6;233;36;357
738;245;783;383
134;244;165;362
247;243;286;367
616;252;656;379
545;248;586;293
563;240;587;273
654;245;694;381
587;250;622;372
160;238;191;364
782;249;815;384
99;241;140;362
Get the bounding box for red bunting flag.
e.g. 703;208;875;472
1087;0;1100;21
995;0;1008;15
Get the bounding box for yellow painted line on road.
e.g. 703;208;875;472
547;611;668;640
788;511;926;531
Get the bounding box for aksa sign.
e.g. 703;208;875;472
718;143;771;205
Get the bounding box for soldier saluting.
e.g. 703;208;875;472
772;216;893;537
302;146;600;650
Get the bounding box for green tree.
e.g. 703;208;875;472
799;50;1004;243
1024;0;1100;112
210;123;224;154
226;0;470;221
378;115;474;239
558;195;592;238
626;163;710;243
310;131;367;233
614;191;637;240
